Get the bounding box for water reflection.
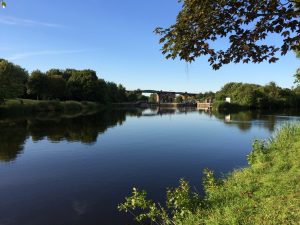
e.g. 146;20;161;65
1;108;300;225
212;110;300;132
1;108;300;163
0;109;140;162
0;120;28;162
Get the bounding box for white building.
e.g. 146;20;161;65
225;97;231;103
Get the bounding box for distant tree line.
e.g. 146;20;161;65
215;81;300;109
2;58;300;109
0;59;147;103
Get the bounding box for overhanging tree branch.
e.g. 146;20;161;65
155;0;300;70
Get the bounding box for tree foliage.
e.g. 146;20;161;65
155;0;300;69
196;91;215;101
149;93;157;103
295;68;300;84
215;81;300;109
47;75;67;100
27;70;48;100
1;1;6;8
66;70;99;101
175;95;183;103
13;60;146;103
28;71;67;100
0;59;28;99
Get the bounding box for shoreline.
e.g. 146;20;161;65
0;99;105;117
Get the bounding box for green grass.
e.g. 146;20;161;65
119;124;300;225
0;99;104;116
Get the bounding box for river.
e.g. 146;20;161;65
0;108;299;225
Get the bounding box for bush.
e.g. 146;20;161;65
213;101;246;112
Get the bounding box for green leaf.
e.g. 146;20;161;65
1;1;6;8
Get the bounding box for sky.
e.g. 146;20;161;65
0;0;299;93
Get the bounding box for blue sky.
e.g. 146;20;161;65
0;0;299;92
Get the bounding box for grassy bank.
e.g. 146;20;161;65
0;99;105;117
119;124;300;224
212;101;249;112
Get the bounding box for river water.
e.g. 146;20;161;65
0;108;299;225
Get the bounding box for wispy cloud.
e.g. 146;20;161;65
0;16;64;28
7;50;87;60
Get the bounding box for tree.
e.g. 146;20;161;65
262;81;281;99
126;90;147;102
1;1;6;8
175;95;183;103
96;79;109;103
106;82;119;102
155;0;300;70
46;69;63;77
66;70;99;101
216;82;262;106
149;93;157;103
126;91;139;102
295;68;300;85
0;59;28;99
293;49;300;98
117;84;127;102
27;70;48;100
47;75;66;100
138;95;149;102
46;68;72;80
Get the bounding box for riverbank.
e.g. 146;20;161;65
119;124;300;224
213;101;249;112
0;99;105;117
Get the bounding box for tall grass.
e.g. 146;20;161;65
119;123;300;225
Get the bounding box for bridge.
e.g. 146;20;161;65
133;90;198;103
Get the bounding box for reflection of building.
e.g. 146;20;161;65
226;97;231;103
225;114;231;122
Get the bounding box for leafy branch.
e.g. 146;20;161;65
155;0;300;70
1;1;6;8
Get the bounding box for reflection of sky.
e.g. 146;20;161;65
0;111;300;224
72;201;88;216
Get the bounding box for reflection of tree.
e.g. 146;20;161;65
177;107;198;114
0;120;28;162
0;110;133;162
209;110;278;132
30;110;129;144
157;108;176;115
